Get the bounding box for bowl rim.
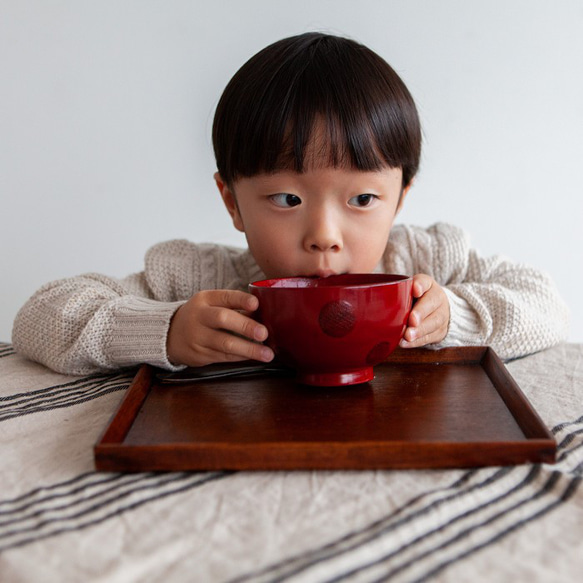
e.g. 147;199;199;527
249;273;412;290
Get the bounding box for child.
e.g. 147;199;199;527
12;32;569;375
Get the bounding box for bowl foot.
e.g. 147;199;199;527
298;367;374;387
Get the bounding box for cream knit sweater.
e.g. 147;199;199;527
12;223;569;375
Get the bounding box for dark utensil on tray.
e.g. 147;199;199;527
156;361;292;384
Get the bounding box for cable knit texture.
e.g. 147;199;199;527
12;223;569;374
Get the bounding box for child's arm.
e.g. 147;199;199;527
385;223;570;359
12;241;264;374
11;272;184;375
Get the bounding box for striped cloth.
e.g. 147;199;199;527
0;342;582;582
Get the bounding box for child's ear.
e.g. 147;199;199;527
214;172;245;232
396;181;413;215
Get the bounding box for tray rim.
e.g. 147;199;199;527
94;346;557;471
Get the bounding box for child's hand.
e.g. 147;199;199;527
166;290;274;367
400;274;450;348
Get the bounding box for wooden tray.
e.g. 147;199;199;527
94;347;556;471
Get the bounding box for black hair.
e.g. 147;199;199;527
212;32;421;188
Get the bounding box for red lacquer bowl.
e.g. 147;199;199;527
249;273;413;386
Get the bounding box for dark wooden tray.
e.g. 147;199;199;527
94;347;556;471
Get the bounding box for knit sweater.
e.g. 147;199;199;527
12;223;570;375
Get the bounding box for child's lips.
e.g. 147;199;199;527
307;269;342;278
314;269;336;278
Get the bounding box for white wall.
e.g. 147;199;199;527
1;0;582;342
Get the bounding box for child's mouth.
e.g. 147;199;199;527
302;269;345;278
313;269;337;278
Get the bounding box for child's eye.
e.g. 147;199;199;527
348;193;378;207
270;193;302;208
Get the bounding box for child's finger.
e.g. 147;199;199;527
401;276;450;348
401;302;449;347
203;305;268;342
202;289;259;312
403;307;448;341
401;329;445;351
207;329;274;363
412;274;433;298
407;287;441;327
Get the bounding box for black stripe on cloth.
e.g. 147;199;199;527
0;471;231;551
556;428;583;450
551;415;583;434
413;474;582;583
0;376;129;412
0;344;15;358
365;428;579;583
556;431;583;462
339;425;581;582
230;419;583;583
0;471;124;505
0;371;133;404
330;465;552;582
228;467;514;583
0;377;130;413
0;372;134;422
0;473;152;520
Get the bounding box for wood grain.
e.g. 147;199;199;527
94;347;556;471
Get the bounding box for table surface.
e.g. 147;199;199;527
1;342;582;582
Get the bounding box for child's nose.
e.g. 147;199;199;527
303;211;343;253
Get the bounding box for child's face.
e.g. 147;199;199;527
216;165;408;279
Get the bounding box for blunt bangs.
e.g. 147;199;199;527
212;33;421;188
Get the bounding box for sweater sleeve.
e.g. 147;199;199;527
384;223;570;359
11;240;258;374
